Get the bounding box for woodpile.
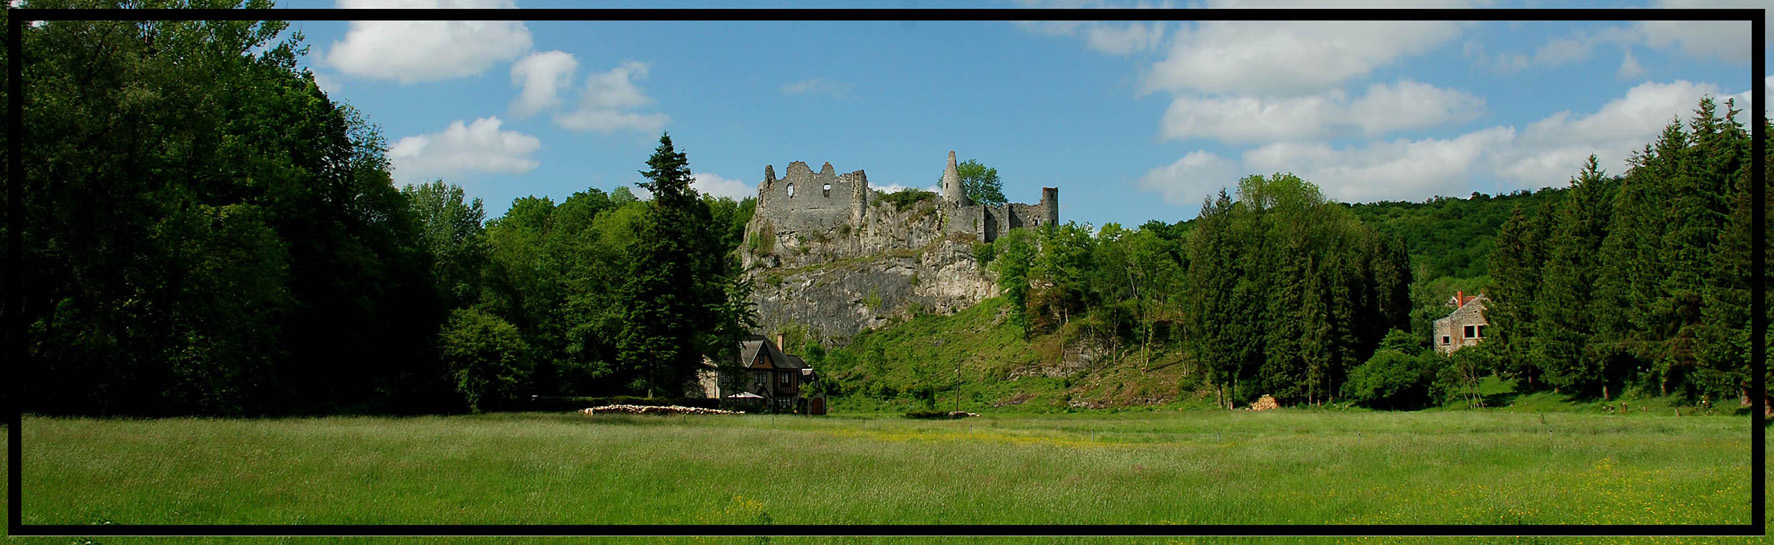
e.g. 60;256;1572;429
1248;395;1279;411
579;405;743;416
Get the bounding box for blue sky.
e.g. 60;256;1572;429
277;0;1768;228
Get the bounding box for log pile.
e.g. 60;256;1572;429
579;405;743;416
1248;395;1279;411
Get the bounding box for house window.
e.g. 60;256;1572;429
1475;325;1485;338
779;373;790;386
1464;325;1476;338
1442;335;1451;345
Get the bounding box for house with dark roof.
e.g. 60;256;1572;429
1433;290;1488;354
697;333;818;413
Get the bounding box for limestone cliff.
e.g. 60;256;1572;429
740;162;998;345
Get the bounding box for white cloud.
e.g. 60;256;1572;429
554;61;670;133
1023;21;1168;55
1011;1;1171;55
310;71;343;95
781;78;855;97
1162;93;1342;143
1640;20;1753;64
1137;151;1244;208
1503;3;1761;73
1243;128;1515;204
556;110;670;133
579;61;653;109
1080;22;1166;55
1345;80;1487;136
1642;0;1761;64
387;117;541;184
1492;25;1639;73
1617;49;1647;80
510;51;578;118
1496;79;1721;186
692;173;756;201
1145;20;1466;96
325;0;532;84
1144;79;1738;209
1160;79;1484;143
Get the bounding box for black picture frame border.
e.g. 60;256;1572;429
3;4;1765;538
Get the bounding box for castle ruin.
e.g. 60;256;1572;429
740;151;1057;344
752;150;1057;244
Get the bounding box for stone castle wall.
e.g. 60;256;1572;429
755;161;869;234
750;151;1057;248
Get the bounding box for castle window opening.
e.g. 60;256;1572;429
823;183;831;197
787;183;795;198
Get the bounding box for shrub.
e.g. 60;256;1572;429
1435;343;1496;407
1342;349;1440;410
879;188;937;211
748;222;777;256
1378;328;1422;354
973;241;996;265
439;308;532;413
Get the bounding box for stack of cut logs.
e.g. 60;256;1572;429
579;405;743;416
1248;395;1279;411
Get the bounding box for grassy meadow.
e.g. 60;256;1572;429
1;408;1762;545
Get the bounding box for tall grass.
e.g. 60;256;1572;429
9;410;1752;528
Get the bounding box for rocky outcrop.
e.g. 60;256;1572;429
743;193;997;345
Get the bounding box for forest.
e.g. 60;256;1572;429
7;12;757;415
816;100;1767;412
5;11;1766;417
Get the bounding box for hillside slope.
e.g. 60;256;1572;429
818;297;1204;412
819;188;1579;412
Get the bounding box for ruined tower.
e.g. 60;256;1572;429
941;150;967;205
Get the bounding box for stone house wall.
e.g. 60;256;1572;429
1433;295;1488;354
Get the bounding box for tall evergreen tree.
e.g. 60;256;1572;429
1187;190;1242;409
1488;204;1549;388
1534;156;1614;397
617;133;720;398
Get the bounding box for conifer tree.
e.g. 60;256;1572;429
617;133;717;398
1488;204;1542;386
1534;156;1613;396
1187;190;1241;409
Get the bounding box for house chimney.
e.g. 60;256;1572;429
1457;290;1463;306
776;332;786;350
